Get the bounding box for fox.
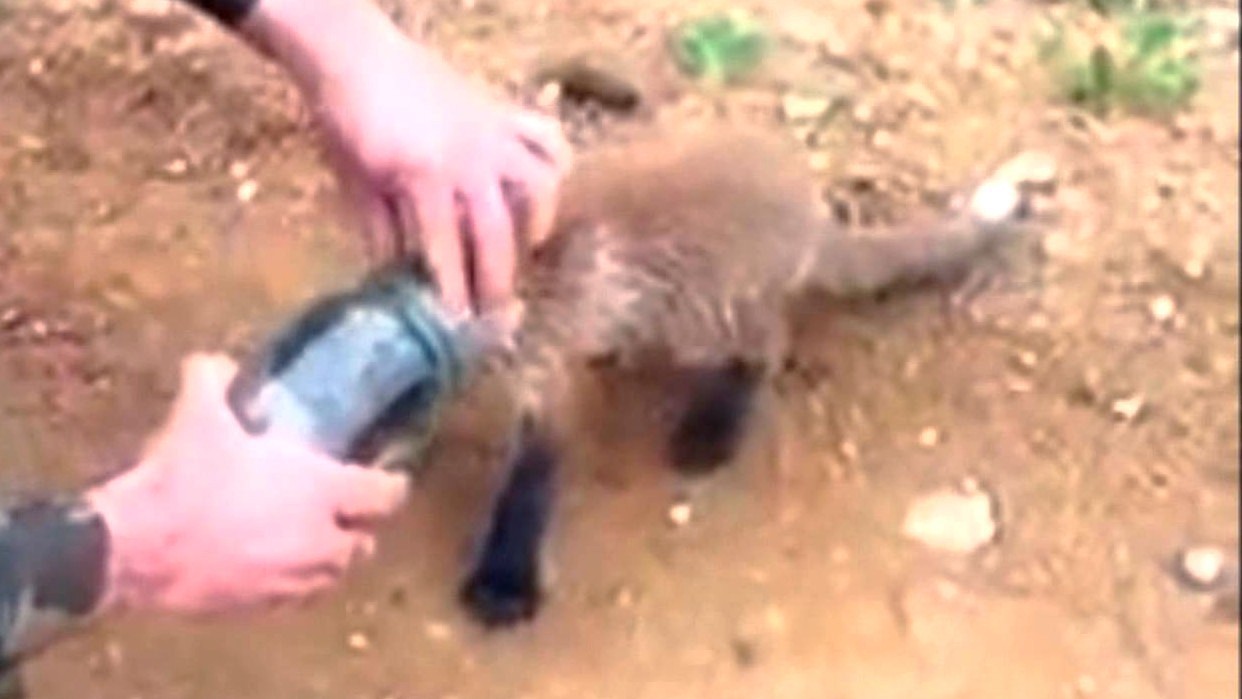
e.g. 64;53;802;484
440;124;1046;627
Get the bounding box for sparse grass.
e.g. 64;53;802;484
1038;6;1203;118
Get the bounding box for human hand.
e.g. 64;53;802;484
86;353;409;616
242;0;572;327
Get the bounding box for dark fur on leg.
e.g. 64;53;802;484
459;416;559;628
668;359;763;475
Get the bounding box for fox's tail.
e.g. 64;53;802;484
797;163;1045;298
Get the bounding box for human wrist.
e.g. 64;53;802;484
84;464;176;615
237;0;411;99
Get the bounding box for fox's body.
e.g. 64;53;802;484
455;126;1039;626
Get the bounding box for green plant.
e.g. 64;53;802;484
668;10;771;86
1038;8;1202;117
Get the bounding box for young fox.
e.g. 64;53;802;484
454;125;1044;627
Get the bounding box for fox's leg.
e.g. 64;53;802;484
666;358;765;476
458;411;559;627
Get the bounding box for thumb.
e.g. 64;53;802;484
166;352;242;431
325;463;411;526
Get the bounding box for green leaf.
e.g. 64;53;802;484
1125;14;1179;60
1089;45;1116;96
669;10;771;85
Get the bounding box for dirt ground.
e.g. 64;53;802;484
0;0;1238;697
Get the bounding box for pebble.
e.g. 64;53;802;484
127;0;174;18
17;134;47;152
1109;395;1146;423
840;440;859;462
1175;545;1228;591
236;179;259;203
1181;257;1208;281
1149;294;1177;324
534;81;562;110
917;427;940;448
1200;7;1240;52
902;480;998;554
163;158;188;176
807;151;832;173
668;500;693;527
0;307;24;330
1016;350;1038;369
780;92;833;122
424;621;453;641
1075;674;1099;697
851;102;875;125
346;631;371;652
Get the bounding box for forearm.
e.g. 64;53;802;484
179;0;412;100
0;496;110;676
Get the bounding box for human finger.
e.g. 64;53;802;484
500;140;562;248
404;179;471;318
461;176;517;313
325;463;411;526
509;110;573;175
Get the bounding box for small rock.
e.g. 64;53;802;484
1175;545;1228;591
126;0;174;18
1110;395;1146;423
1015;350;1038;369
1041;231;1077;261
902;481;998;554
852;101;875;125
871;129;895;151
17;134;47;152
917;427;940;448
346;631;371;652
237;179;259;203
668;500;693;527
1182;257;1208;281
610;585;637;609
163;158;188;176
0;307;24;330
840;440;859;461
1200;7;1240;52
781;92;833;122
228;161;250;179
1075;674;1099;697
534;81;562;110
807;151;832;172
1149;294;1177;324
424;621;453;641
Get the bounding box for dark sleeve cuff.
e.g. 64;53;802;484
179;0;261;27
0;497;110;664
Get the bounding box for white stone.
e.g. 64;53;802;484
1179;545;1226;588
902;484;997;554
1149;294;1177;323
781;92;833;122
668;501;693;527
